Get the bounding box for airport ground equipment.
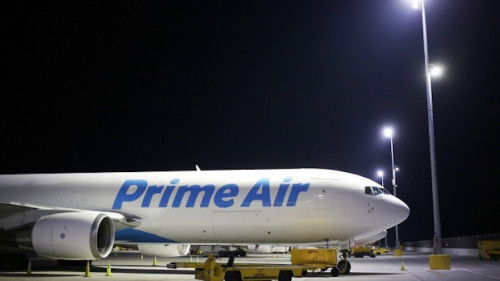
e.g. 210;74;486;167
168;254;304;281
351;245;376;258
478;240;500;260
168;248;349;280
373;247;390;255
290;248;343;276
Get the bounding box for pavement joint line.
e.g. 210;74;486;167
428;270;448;277
455;267;500;280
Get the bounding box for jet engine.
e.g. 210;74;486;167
18;211;115;260
137;244;191;257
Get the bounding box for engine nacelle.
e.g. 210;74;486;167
29;211;115;260
137;244;191;257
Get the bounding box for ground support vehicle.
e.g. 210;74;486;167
478;241;500;260
351;245;376;258
373;247;390;255
168;254;304;281
290;248;345;276
168;248;349;280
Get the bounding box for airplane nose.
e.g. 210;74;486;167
374;195;410;230
391;196;410;224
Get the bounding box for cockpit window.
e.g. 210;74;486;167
379;187;391;195
365;186;373;195
365;186;387;196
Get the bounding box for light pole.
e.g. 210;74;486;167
377;170;384;187
412;0;443;255
383;126;400;249
377;169;389;248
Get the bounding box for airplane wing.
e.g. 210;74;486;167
0;200;141;231
0;199;142;260
0;200;39;220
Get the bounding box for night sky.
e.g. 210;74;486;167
1;0;499;243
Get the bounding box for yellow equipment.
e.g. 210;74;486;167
290;248;341;276
373;247;390;255
169;254;304;281
168;248;349;280
478;241;500;260
351;245;375;258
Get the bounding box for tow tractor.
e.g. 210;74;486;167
167;248;351;281
168;254;303;281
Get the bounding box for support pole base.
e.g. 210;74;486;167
429;254;451;270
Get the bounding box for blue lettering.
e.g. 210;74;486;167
214;184;238;208
286;182;310;206
273;177;292;207
141;185;164;207
112;177;310;209
159;179;179;207
112;179;148;209
172;184;215;208
241;178;271;207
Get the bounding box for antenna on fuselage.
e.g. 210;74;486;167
195;165;201;171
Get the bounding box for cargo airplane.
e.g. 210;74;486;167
0;168;409;266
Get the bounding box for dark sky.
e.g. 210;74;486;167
1;0;499;243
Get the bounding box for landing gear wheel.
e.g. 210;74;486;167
337;260;351;274
331;267;340;277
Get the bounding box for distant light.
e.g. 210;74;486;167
383;127;394;138
377;170;384;178
430;64;444;78
411;0;421;10
395;167;400;172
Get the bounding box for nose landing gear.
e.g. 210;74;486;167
337;249;351;274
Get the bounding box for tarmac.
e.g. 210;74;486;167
1;251;499;281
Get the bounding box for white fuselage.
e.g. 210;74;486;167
0;169;409;244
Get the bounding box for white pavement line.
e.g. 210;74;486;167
405;270;432;281
455;267;500;280
428;270;448;277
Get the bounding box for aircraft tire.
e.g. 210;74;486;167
337;260;351;274
331;267;340;277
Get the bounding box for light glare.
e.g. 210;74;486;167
411;0;421;10
430;64;444;78
383;127;394;138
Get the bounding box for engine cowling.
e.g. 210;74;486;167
29;211;115;260
137;244;191;257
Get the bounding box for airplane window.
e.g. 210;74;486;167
371;186;382;195
380;188;391;195
365;186;373;195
